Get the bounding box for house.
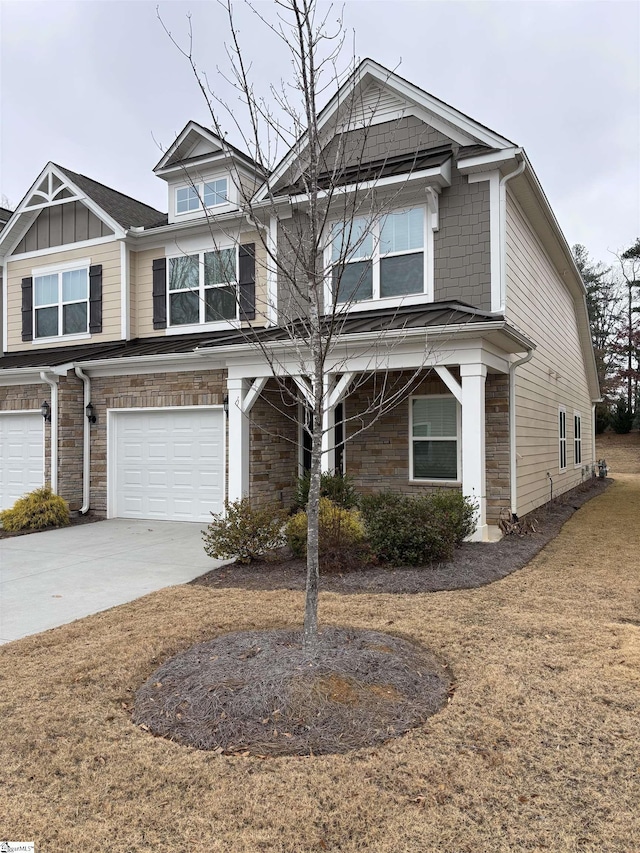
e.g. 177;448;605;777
0;60;599;541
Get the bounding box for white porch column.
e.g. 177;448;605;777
227;377;249;502
460;363;488;541
321;404;334;473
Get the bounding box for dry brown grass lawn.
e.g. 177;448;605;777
596;429;640;473
1;474;639;850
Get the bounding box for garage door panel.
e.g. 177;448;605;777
111;408;224;522
0;413;45;511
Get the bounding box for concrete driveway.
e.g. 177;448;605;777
0;518;221;644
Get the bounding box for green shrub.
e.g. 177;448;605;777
427;490;478;545
610;396;634;434
595;402;610;435
0;486;70;532
285;497;370;571
203;498;287;564
360;490;476;566
294;471;360;511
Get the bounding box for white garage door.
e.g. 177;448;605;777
0;411;45;511
110;407;225;522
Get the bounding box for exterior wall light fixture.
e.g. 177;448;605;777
41;400;51;422
223;394;229;416
86;402;97;424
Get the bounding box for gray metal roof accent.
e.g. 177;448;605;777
278;145;453;197
0;302;506;373
54;165;167;229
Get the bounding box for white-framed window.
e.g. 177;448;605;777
410;395;460;481
559;406;567;471
327;206;428;307
168;248;237;326
33;264;89;338
574;412;582;466
175;178;228;215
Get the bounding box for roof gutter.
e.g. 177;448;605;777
509;347;535;516
499;152;526;312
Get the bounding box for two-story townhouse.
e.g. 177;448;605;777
0;59;599;540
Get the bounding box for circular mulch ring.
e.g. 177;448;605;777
133;627;452;756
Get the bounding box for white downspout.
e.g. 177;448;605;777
509;349;535;517
39;371;58;494
74;365;91;514
499;153;526;312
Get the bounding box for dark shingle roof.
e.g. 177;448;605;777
54;165;167;229
278;146;453;197
0;303;502;372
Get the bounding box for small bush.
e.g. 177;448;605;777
0;486;70;532
294;472;360;511
427;490;478;545
286;497;370;571
203;499;287;564
360;490;476;566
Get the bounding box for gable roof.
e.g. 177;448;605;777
153;120;265;177
255;58;514;202
54;165;166;229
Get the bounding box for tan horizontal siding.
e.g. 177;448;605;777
6;241;122;351
505;191;594;516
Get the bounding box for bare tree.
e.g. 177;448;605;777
160;0;461;650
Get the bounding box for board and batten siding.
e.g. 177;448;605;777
6;241;123;351
133;230;269;338
505;191;594;516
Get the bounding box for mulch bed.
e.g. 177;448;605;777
192;477;612;595
133;626;451;756
0;512;103;539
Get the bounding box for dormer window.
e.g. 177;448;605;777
175;178;229;215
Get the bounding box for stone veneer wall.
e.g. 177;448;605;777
485;373;510;524
345;371;459;495
57;372;84;510
0;382;52;493
88;369;227;515
344;370;511;525
249;379;298;509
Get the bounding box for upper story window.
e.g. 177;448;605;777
168;248;237;326
34;266;88;338
175;178;228;215
329;207;426;306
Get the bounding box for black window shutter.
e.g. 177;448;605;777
89;265;103;333
153;257;167;329
21;277;33;342
238;243;256;321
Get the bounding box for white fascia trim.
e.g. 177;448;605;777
128;209;249;243
266;216;278;326
468;171;502;312
120;241;130;340
7;234;119;263
287;160;452;206
74;349;226;377
2;257;7;354
457;147;521;173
